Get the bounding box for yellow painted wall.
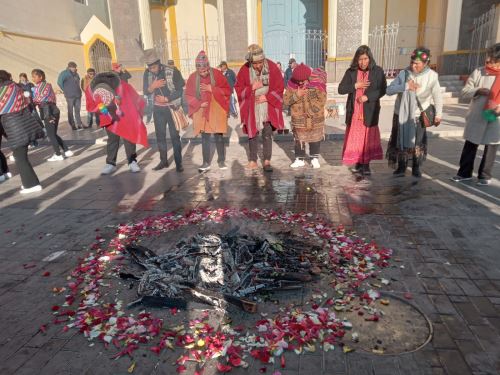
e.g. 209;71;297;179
0;33;84;86
204;0;220;38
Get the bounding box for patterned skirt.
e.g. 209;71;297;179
386;113;427;168
342;117;383;165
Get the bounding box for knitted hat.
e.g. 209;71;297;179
195;50;210;69
291;63;312;82
245;44;265;63
143;49;160;66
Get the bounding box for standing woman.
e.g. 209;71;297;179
451;43;500;185
339;45;387;175
386;47;443;177
0;70;44;194
284;65;327;168
31;69;72;161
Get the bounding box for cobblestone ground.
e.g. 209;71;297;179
0;128;499;374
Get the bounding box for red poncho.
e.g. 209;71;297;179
85;81;149;147
235;59;284;138
184;68;231;119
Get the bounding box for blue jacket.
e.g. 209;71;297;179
223;68;237;90
57;69;82;99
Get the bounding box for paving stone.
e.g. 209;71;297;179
453;302;488;326
429;295;458;315
431;323;456;349
455;339;498;374
437;349;473;375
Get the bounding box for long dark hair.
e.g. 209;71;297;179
0;70;12;83
350;45;376;70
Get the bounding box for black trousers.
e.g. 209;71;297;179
87;112;100;127
106;129;137;166
13;145;39;188
295;140;320;158
201;132;225;164
44;111;67;156
0;135;8;174
66;97;83;129
457;140;498;180
153;108;182;167
248;122;273;162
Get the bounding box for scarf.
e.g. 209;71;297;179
32;81;56;105
396;69;418;150
483;65;500;121
195;68;216;100
250;59;270;131
0;81;26;115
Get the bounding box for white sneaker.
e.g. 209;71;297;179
290;158;306;168
311;158;321;169
9;155;15;162
0;175;5;183
101;164;117;175
64;150;74;157
20;185;42;194
47;154;64;162
4;172;12;179
128;161;140;173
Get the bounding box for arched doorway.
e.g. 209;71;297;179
89;39;112;73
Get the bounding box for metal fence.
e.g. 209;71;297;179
152;36;221;77
89;40;112;73
368;23;399;77
468;5;498;72
264;29;327;68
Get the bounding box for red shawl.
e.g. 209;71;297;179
185;68;231;119
485;65;500;110
235;59;284;138
85;81;149;147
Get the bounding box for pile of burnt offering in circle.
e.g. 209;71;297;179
122;227;327;313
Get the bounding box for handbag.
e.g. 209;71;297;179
415;96;436;128
169;106;189;132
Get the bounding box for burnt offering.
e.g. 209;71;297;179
124;229;326;312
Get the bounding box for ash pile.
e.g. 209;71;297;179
123;228;326;313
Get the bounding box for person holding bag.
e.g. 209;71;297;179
386;47;443;177
451;43;500;186
0;70;44;194
185;51;231;172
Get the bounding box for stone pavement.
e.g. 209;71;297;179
0;114;499;374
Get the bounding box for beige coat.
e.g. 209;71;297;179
461;67;500;145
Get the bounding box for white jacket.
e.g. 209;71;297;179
461;67;499;145
387;68;443;119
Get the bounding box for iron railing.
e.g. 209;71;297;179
153;36;221;77
89;40;112;73
263;29;327;68
468;5;497;72
368;23;399;77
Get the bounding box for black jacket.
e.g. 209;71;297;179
338;65;387;127
142;65;185;107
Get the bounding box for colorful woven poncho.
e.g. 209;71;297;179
0;82;27;115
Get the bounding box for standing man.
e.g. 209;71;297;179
219;61;238;118
112;63;132;83
57;61;83;130
143;49;185;171
284;58;297;87
185;51;231;172
235;44;285;172
81;68;100;128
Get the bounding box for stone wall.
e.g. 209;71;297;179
223;0;249;64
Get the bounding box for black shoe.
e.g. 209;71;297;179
176;165;184;172
349;163;362;173
263;164;273;172
362;164;371;176
153;161;168;171
393;169;405;177
198;163;211;173
218;162;228;170
412;168;422;178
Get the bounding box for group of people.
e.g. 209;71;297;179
1;41;498;194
